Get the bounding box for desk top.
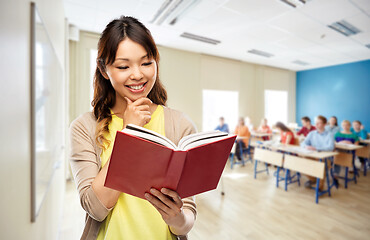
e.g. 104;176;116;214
360;139;370;144
251;132;272;137
252;141;338;159
335;143;364;150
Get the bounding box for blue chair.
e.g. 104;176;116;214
229;139;252;169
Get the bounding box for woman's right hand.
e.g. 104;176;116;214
122;97;153;128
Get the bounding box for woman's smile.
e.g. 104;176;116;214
125;81;148;93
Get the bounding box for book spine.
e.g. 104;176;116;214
164;150;187;191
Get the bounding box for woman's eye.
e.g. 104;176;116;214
142;62;153;66
117;66;128;70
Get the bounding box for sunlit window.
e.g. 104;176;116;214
202;89;239;132
264;89;288;126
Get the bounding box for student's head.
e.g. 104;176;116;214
341;120;351;132
275;122;291;133
93;16;167;148
329;116;338;127
238;117;245;126
261;118;267;126
352;120;361;131
315;115;327;131
301;116;311;127
219;117;225;125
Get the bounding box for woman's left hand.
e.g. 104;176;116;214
145;188;186;229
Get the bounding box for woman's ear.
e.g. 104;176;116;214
97;59;109;80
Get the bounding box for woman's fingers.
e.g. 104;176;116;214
145;192;171;213
160;188;183;208
131;97;152;107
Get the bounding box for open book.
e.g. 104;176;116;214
105;124;236;199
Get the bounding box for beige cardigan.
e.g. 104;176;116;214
69;106;197;240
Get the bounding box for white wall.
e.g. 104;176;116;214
70;31;296;131
0;0;66;239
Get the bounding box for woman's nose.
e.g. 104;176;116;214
130;66;143;80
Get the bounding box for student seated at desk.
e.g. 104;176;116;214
334;120;359;175
297;116;316;137
215;116;229;133
351;120;368;169
257;118;272;140
301;115;335;189
351;120;368;140
275;122;295;145
234;117;251;161
325;116;340;135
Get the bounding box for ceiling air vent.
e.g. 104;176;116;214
150;0;200;26
279;0;311;8
292;60;309;66
180;32;221;45
328;20;361;36
365;44;370;49
247;49;274;58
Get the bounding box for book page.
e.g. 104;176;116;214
178;131;228;150
122;124;177;149
182;135;231;151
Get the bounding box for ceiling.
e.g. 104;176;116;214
64;0;370;71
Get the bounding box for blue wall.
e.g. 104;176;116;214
296;60;370;131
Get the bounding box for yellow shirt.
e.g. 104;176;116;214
97;105;176;240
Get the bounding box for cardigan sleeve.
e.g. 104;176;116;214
69;115;114;222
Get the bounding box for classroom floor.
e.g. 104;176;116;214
59;161;370;240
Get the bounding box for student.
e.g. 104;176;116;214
275;122;295;145
245;116;254;132
215;116;229;133
351;120;368;169
69;16;196;240
257;118;272;140
351;120;368;140
234;117;251;160
296;116;316;137
301;115;335;189
333;120;359;176
325;116;340;135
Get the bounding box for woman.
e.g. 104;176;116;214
70;16;196;240
275;122;295;145
325;116;340;135
257;118;272;140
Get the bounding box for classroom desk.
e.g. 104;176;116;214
252;141;338;198
360;139;370;144
251;132;272;138
335;143;364;188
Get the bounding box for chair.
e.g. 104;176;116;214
253;148;284;187
283;155;325;204
356;144;370;176
229;139;252;169
334;152;354;188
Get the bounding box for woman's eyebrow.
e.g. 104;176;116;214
115;54;149;61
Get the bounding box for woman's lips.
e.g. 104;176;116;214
125;82;147;93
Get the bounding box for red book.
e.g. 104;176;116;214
104;124;236;199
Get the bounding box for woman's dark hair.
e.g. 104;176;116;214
330;116;338;126
275;122;292;133
92;16;167;149
301;116;311;123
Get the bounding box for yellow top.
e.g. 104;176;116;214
97;105;176;240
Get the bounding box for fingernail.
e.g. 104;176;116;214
161;188;166;193
145;193;149;198
150;188;155;194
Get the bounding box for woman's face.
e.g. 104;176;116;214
329;117;336;126
105;38;157;102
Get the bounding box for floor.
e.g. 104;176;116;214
59;161;370;240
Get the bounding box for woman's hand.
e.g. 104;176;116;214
306;146;316;151
122;97;152;128
145;188;194;235
145;188;185;228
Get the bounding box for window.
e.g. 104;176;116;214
264;90;288;125
202;89;239;132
